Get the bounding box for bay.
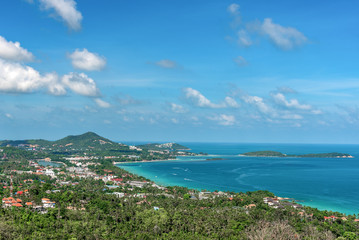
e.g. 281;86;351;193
118;143;359;215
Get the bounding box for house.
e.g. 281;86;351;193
127;181;148;188
112;178;123;184
324;216;337;221
245;204;256;209
42;198;55;208
110;192;125;198
44;169;56;178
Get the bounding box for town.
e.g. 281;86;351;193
0;132;358;239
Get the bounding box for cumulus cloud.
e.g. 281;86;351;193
227;4;307;50
0;59;100;97
208;114;236;126
39;0;83;30
234;56;248;67
184;88;223;108
183;88;240;109
260;18;307;50
272;93;311;110
237;30;252;47
0;59;53;93
44;72;66;95
62;72;100;97
242;94;271;114
0;36;34;61
225;96;240;108
94;98;111;108
227;3;240;15
68;49;106;71
170;103;187;113
155;59;178;69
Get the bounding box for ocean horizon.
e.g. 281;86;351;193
118;142;359;215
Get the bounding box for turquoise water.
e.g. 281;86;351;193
118;143;359;215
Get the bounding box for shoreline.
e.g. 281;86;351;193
115;159;359;215
114;158;178;165
113;154;213;165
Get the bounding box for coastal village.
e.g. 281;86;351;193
0;132;358;239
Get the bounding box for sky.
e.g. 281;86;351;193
0;0;359;143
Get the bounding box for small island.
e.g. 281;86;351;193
241;151;354;158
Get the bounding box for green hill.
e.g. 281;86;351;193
53;132;115;148
0;132;128;152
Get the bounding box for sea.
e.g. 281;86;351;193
117;143;359;215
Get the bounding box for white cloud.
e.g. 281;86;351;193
170;103;187;113
260;18;307;50
227;3;240;15
39;0;83;30
184;88;223;108
234;56;248;67
155;59;178;69
225;96;240;108
94;98;111;108
237;30;252;47
0;59;101;98
272;93;311;110
68;49;106;71
45;72;67;95
277;86;297;94
208;114;236;126
242;95;271;114
183;88;240;109
228;3;241;28
311;109;322;115
104;119;111;124
62;72;100;97
280;113;303;120
191;116;199;122
117;94;142;106
171;118;179;124
0;59;57;93
5;113;13;119
0;36;34;61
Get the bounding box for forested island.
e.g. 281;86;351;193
0;133;358;239
241;151;354;158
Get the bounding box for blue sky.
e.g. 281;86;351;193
0;0;359;143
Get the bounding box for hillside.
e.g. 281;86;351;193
52;132;118;150
0;132;128;152
0;133;195;158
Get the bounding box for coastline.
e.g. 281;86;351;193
114;158;178;165
115;155;359;215
113;154;213;165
